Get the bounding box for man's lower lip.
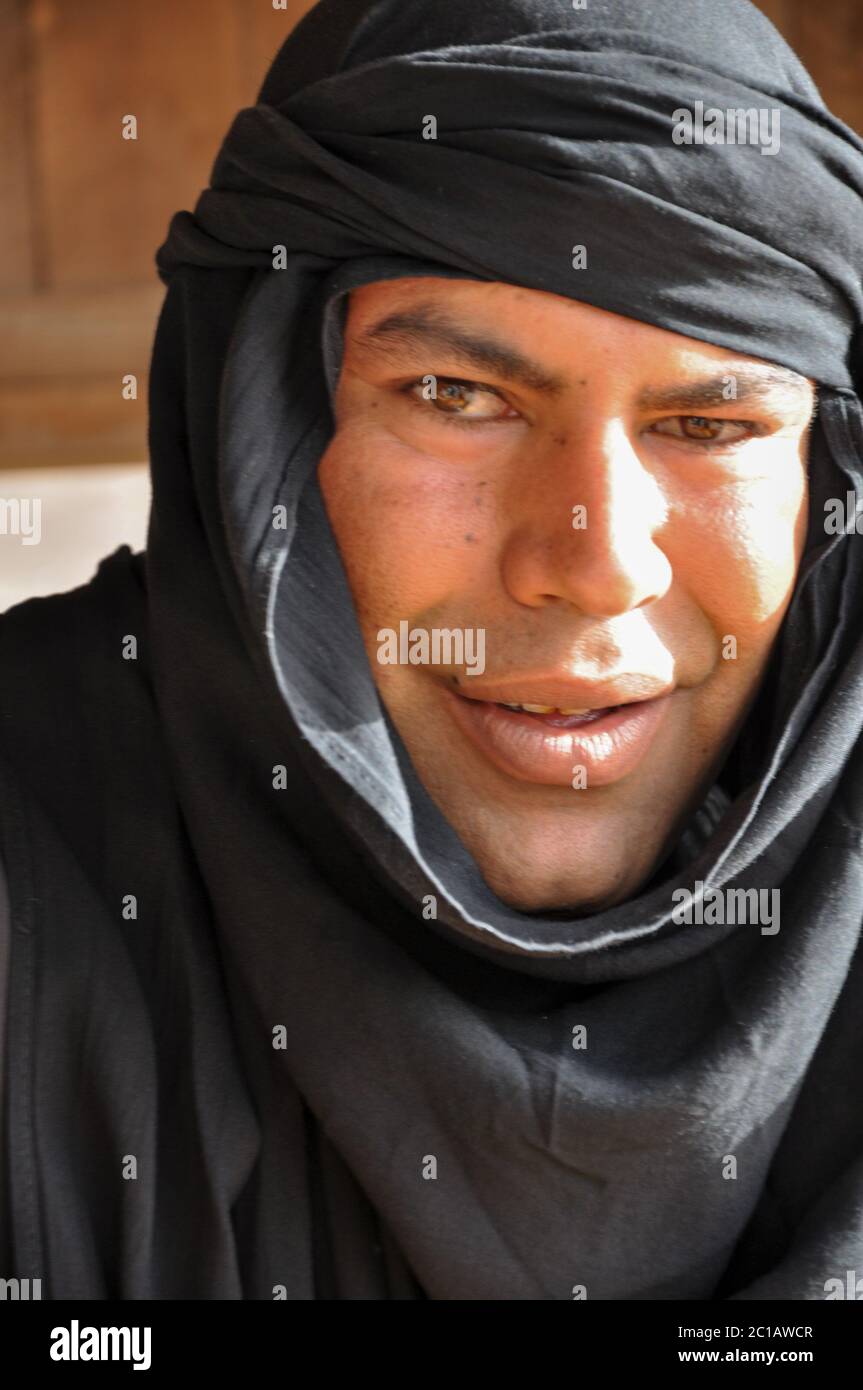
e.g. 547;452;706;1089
442;690;672;787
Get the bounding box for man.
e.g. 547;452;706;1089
1;0;862;1300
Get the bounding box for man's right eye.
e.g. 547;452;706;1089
399;377;520;426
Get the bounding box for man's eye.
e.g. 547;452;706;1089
401;377;518;425
650;416;757;448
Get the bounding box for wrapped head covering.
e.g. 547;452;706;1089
152;0;863;975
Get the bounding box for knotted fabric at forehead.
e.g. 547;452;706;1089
157;0;863;390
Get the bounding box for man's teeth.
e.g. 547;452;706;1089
500;702;594;715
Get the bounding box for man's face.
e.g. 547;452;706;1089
317;278;815;912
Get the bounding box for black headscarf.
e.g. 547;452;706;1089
4;0;863;1299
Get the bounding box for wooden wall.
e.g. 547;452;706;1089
756;0;863;133
0;0;860;467
0;0;317;466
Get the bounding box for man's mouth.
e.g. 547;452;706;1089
495;702;616;728
442;685;674;787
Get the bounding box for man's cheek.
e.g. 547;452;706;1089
337;448;497;592
718;516;804;635
674;487;804;639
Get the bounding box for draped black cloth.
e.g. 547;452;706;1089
2;0;863;1298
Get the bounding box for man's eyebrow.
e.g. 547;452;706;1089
353;305;568;394
354;305;813;411
635;364;814;413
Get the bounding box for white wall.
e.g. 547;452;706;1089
0;464;151;612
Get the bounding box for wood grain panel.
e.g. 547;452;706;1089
0;283;162;377
30;0;248;289
0;375;149;466
795;2;863;134
753;0;797;34
233;0;319;100
0;0;38;290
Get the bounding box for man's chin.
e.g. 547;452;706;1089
482;881;641;917
396;711;691;914
464;837;658;916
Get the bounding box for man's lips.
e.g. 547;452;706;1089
442;683;674;787
454;676;674;710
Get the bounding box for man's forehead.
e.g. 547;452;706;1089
347;284;815;408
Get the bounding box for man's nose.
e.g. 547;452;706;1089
500;424;673;618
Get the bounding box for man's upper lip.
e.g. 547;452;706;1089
451;678;675;710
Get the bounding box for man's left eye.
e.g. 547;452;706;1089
650;416;755;446
404;377;517;422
